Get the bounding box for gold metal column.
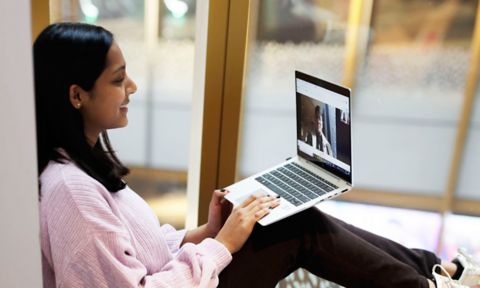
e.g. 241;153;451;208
217;0;251;188
31;0;50;41
443;3;480;213
342;0;373;90
194;0;251;225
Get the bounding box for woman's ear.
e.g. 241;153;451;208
69;84;85;109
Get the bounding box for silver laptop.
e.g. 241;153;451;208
225;71;353;226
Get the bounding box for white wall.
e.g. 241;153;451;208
0;0;43;286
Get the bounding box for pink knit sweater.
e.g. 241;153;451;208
39;160;232;287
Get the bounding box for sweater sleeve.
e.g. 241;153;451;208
60;233;232;288
44;167;232;288
158;224;187;254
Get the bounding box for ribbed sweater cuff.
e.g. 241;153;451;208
165;228;187;254
197;238;232;273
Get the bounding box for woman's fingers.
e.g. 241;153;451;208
268;197;281;209
246;195;280;213
252;198;281;219
215;194;280;253
213;189;228;201
239;193;262;208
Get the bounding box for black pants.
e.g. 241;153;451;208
218;207;440;288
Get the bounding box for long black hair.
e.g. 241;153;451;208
34;22;129;192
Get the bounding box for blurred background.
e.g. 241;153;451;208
48;0;479;286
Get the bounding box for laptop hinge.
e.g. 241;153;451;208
298;157;346;184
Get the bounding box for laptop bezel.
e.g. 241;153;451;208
295;70;353;184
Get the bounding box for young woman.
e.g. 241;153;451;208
34;22;479;288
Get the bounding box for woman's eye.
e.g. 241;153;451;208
114;78;125;84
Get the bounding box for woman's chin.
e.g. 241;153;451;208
111;119;129;130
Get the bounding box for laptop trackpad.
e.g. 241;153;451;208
225;188;269;206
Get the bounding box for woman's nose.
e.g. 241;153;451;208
126;76;137;95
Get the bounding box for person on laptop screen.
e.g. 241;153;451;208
305;104;333;156
34;23;479;288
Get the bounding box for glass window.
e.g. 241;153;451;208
239;0;478;195
240;1;479;286
354;0;477;195
457;80;480;200
239;0;351;179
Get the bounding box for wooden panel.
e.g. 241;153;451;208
31;0;50;41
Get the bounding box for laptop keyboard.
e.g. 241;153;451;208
255;162;338;206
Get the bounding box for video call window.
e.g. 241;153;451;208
298;94;351;169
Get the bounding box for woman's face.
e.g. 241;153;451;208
79;41;137;142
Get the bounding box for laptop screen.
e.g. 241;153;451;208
295;71;352;184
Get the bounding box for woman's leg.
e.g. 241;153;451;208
218;207;432;288
324;211;466;282
322;210;441;278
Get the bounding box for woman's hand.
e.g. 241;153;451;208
206;189;232;237
181;189;232;246
215;194;280;254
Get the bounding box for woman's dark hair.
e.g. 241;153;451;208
34;22;129;192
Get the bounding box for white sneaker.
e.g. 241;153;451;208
433;264;469;288
456;248;480;287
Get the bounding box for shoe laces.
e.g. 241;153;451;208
433;264;469;288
